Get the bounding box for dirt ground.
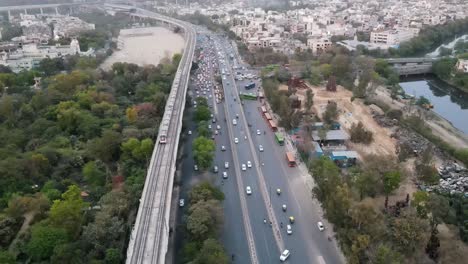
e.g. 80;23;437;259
305;84;397;157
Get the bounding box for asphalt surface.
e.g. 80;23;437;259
176;30;344;264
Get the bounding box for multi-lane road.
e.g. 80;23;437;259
178;31;345;263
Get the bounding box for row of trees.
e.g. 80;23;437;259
0;53;180;262
192;97;216;170
180;182;228;264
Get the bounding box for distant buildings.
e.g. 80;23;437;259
0;39;90;72
0;13;96;72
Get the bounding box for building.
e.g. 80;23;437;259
456;59;468;73
307;37;332;55
0;39;91;72
311;129;349;144
370;28;416;46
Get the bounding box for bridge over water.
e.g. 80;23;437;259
385;57;438;76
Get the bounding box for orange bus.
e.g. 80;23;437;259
268;120;277;132
286;152;296;167
261;106;267;113
264;113;272;120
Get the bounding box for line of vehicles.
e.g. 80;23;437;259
185;34;330;263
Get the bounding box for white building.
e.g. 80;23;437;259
0;39;92;72
307;37;332;55
370;28;416;46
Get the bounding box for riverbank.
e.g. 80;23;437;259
374;85;468;149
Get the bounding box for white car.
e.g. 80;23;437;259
225;162;229;169
241;164;246;171
221;145;226;151
188;130;192;135
280;249;290;262
208;124;212;129
232;119;237;125
247;161;252;168
246;186;252;195
287;225;292;235
234;137;239;144
194;165;198;171
317;221;325;231
213;166;218;173
179;199;185;207
222;172;228;179
217;125;221;130
259;145;264;152
256;129;261;135
215;130;219;135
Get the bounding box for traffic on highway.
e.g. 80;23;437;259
179;28;344;264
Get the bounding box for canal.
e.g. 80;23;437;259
400;77;468;134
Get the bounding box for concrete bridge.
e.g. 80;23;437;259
385;57;438;76
0;1;101;17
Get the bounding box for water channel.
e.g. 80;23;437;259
400;77;468;134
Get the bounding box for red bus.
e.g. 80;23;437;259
264;113;272;120
286;152;296;167
261;106;267;113
268;120;278;132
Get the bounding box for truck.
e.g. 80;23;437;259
245;82;256;90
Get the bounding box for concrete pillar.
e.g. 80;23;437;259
8;10;11;22
40;8;43;14
24;9;27;15
55;7;59;15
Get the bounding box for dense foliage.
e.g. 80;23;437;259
389;18;468;57
181;182;228;264
0;54;180;262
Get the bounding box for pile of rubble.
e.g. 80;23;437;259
373;115;398;128
428;162;468;196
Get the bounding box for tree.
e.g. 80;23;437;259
27;223;68;261
415;146;439;184
0;250;15;264
197;121;212;138
86;129;122;164
82;161;106;187
354;170;379;199
193;238;229;264
319;64;332;79
187;199;223;241
126;106;138;123
189;182;225;204
192;136;216;170
350;121;374;144
105;248;121;263
382;171;402;199
432;58;457;80
194;106;211;122
322;101;338;124
391;209;429;254
305;89;314;111
49;185;87;238
369;244;403;264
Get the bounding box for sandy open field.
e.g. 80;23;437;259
303;85;397;158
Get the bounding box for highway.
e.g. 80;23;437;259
123;7;196;264
212;35;345;263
